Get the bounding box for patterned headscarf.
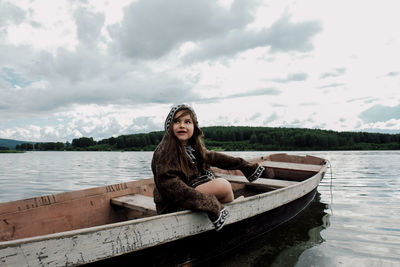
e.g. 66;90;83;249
164;104;198;133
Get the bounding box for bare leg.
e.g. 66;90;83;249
195;178;234;203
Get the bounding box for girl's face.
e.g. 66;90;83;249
173;110;194;145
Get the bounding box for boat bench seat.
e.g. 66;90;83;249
222;174;299;189
261;161;322;172
111;194;157;215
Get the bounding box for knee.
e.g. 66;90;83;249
215;178;232;192
215;178;233;201
195;178;233;203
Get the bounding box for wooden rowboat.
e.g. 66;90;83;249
0;153;328;266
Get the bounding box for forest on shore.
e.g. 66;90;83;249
11;126;400;152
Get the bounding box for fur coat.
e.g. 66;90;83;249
151;146;267;221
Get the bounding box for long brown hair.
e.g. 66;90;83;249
157;107;207;181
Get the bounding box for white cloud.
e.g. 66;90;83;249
0;1;26;26
359;104;400;123
1;0;400;142
108;0;259;60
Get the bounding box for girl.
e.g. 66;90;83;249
151;104;274;231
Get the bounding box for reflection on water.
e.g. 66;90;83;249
1;150;400;266
213;193;329;267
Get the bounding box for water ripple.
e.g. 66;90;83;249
1;150;400;266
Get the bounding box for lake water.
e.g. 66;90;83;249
1;151;399;266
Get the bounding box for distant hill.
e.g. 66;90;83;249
3;126;400;151
0;138;35;149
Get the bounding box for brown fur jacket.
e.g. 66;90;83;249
151;147;266;221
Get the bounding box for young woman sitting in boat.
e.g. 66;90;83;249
151;104;275;231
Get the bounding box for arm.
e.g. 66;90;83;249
153;165;222;221
205;150;274;182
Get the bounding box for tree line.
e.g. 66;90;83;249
15;126;400;152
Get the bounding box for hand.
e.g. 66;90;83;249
261;167;275;179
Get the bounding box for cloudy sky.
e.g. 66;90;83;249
1;0;400;142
